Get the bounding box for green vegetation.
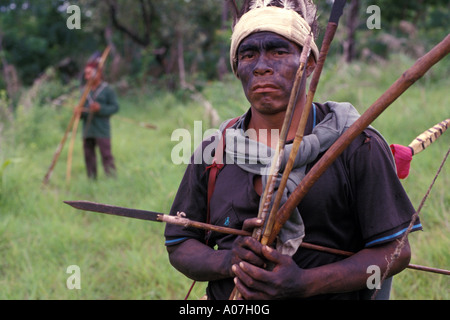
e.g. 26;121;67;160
0;54;448;300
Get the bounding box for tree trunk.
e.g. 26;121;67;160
216;0;229;80
177;29;188;89
343;0;359;63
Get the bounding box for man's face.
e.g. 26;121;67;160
84;66;99;81
236;32;302;115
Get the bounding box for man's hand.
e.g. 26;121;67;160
231;236;412;300
231;238;304;300
89;102;101;113
73;107;84;116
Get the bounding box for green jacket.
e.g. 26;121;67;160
81;82;119;138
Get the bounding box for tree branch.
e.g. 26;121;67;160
105;0;151;47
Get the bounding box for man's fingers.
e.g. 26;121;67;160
233;262;270;299
242;218;263;232
261;245;283;264
233;243;265;268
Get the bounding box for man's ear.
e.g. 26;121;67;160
306;55;316;77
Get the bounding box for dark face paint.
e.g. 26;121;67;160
236;32;302;115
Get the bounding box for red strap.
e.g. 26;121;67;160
185;117;239;300
206;117;239;226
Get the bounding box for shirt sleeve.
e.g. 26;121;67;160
348;130;422;248
164;144;210;246
97;86;119;117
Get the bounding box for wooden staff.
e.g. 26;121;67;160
66;46;111;183
268;34;450;246
252;35;312;242
230;1;347;300
261;0;346;245
42;108;79;185
229;36;312;301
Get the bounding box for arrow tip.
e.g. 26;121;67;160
63;200;90;210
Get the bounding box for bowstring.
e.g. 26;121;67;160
371;146;450;300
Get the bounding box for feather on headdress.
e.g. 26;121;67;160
229;0;318;34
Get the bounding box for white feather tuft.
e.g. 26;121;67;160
250;0;274;9
280;0;296;10
249;0;263;9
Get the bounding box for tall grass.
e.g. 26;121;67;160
0;54;448;299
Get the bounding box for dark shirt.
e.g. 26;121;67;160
164;103;421;300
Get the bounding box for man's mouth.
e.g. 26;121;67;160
252;84;279;94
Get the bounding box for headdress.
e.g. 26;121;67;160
229;0;319;75
85;60;99;69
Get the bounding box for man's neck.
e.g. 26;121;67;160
248;95;306;148
91;79;102;90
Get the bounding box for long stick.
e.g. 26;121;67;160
259;34;312;245
42;112;78;185
261;0;346;245
268;34;450;246
66;199;450;276
251;43;310;241
229;34;313;301
230;1;346;300
66;46;111;183
299;242;450;276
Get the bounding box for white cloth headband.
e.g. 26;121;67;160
230;6;319;75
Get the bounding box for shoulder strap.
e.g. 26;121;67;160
185;117;239;300
206;117;239;226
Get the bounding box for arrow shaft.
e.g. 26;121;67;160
64;201;450;276
409;118;450;155
64;201;249;236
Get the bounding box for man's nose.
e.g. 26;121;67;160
253;54;274;76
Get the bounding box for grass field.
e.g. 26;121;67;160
0;54;448;300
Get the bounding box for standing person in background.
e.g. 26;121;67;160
80;60;119;179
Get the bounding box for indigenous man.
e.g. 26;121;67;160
164;1;421;300
79;60;119;179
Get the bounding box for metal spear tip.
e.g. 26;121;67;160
63;200;90;210
64;200;76;206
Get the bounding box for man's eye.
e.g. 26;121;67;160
274;50;288;56
240;53;254;60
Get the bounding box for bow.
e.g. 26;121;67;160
268;33;450;246
228;0;346;300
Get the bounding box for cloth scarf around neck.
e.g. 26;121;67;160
209;101;363;256
200;101;386;256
